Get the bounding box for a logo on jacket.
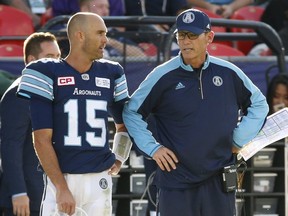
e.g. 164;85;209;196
57;76;75;86
212;76;223;86
96;77;110;89
81;74;90;80
175;82;185;90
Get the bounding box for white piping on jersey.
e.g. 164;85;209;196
115;88;128;97
115;79;126;88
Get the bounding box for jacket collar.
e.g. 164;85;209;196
179;52;210;71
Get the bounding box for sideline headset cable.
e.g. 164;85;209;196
135;171;156;216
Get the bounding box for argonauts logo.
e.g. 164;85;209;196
182;12;195;24
81;73;90;80
73;88;101;96
212;76;223;86
99;178;108;189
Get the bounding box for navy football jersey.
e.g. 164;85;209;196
17;58;129;173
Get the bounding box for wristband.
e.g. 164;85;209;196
112;132;132;163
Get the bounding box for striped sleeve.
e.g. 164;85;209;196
114;73;129;102
17;67;54;101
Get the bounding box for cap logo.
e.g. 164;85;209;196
182;12;195;24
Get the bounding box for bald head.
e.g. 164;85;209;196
65;12;108;61
67;12;105;41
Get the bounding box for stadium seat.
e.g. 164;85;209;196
231;6;265;22
230;6;265;55
207;43;245;56
193;7;232;47
0;5;34;46
0;44;23;57
40;9;53;26
193;7;227;33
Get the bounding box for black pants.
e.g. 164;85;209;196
157;174;236;216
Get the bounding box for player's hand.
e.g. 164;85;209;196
152;146;178;172
12;195;30;216
56;188;76;216
108;160;122;175
232;146;240;153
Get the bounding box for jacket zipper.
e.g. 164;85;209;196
199;68;204;99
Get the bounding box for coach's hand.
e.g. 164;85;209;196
232;146;240;153
153;146;178;171
12;195;30;216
